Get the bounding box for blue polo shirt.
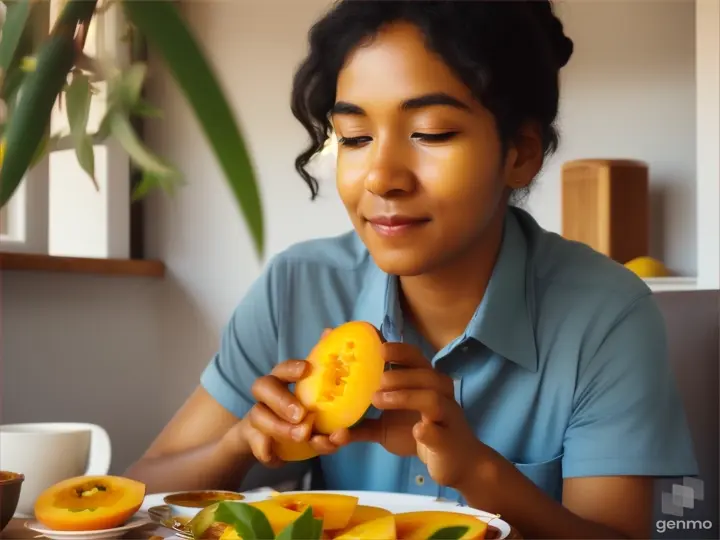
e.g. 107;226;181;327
201;206;698;502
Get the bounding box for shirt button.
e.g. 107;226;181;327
415;475;425;486
461;346;469;353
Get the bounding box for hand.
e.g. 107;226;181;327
239;334;340;467
331;342;488;489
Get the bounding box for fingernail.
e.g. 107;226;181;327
291;425;308;441
288;404;303;422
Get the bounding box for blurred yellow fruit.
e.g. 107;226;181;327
624;256;670;278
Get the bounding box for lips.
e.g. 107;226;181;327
365;215;430;237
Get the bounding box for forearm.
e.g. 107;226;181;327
458;458;629;539
124;436;256;493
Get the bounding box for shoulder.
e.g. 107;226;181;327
514;208;662;356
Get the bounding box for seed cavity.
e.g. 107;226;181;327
317;343;356;402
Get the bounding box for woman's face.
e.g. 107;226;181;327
333;22;539;276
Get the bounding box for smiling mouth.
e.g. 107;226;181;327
365;216;431;237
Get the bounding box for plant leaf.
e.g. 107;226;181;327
108;111;175;177
213;501;275;540
65;70;97;188
122;0;264;258
275;506;323;540
427;525;470;540
0;0;33;73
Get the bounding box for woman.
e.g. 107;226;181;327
126;1;698;537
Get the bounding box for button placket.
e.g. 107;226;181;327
407;457;440;497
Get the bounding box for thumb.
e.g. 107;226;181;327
329;419;384;446
412;420;447;451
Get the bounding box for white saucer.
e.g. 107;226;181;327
24;515;153;540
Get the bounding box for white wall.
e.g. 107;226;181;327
1;0;697;476
532;0;696;276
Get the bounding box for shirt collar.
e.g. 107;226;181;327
352;207;538;371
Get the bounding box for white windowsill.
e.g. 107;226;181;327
644;276;699;292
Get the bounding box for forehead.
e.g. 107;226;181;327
335;21;476;107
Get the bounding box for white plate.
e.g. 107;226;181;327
142;489;511;538
24;515;153;540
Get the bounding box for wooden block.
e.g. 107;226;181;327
561;159;649;264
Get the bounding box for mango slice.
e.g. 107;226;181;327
334;515;396;539
271;492;359;530
394;511;488;540
328;505;393;537
33;475;146;531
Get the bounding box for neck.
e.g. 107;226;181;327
399;206;507;352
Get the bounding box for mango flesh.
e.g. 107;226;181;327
275;321;385;461
33;475;146;531
328;505;393;537
334;515;396;539
394;511;488;540
271;492;359;530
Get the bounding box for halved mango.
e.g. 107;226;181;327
272;439;319;462
394;511;488;540
295;321;385;435
33;475;146;531
328;505;392;537
271;492;359;530
334;515;396;539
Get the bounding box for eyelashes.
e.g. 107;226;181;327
337;132;459;148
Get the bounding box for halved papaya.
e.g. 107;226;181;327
334;515;396;539
393;511;488;540
33;475;146;531
328;505;392;537
271;492;359;530
295;321;385;435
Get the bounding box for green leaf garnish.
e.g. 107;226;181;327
427;525;470;539
213;501;275;540
275;506;323;540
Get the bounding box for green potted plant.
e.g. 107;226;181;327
0;0;264;257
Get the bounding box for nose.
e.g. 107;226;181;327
364;142;416;197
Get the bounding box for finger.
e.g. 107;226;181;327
380;369;455;398
252;371;307;423
329;419;384;446
321;328;332;338
245;425;283;467
308;434;341;455
373;389;450;423
270;359;310;382
248;403;311;443
382;342;431;369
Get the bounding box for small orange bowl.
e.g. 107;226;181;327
0;471;24;532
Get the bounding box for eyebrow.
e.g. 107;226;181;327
331;92;471;116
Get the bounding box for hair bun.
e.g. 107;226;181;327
528;1;574;68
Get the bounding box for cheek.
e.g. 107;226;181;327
418;142;502;203
336;155;365;211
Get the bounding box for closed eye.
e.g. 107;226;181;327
411;132;459;142
338;136;372;147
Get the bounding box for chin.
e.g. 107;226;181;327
367;248;433;277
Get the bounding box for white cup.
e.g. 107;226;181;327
0;422;112;517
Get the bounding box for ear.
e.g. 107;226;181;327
502;122;545;190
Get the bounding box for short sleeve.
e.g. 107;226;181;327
200;256;285;419
562;293;699;479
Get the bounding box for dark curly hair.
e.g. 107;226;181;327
290;0;574;200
